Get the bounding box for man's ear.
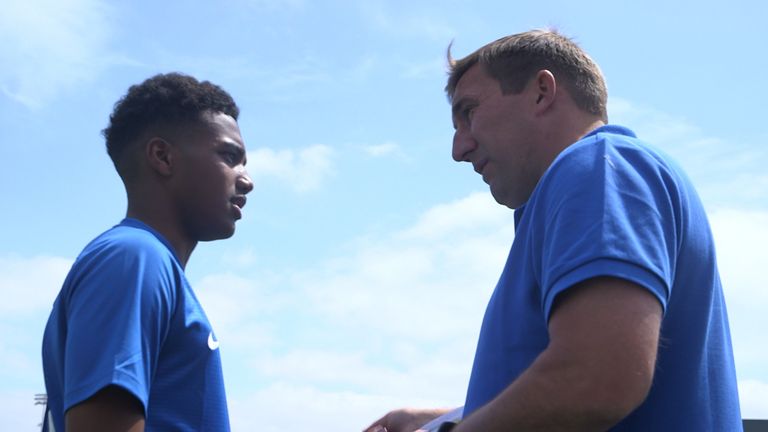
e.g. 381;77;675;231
532;69;557;115
145;137;175;177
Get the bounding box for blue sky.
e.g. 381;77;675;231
1;0;767;430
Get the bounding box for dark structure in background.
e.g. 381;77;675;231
745;419;768;431
31;396;768;429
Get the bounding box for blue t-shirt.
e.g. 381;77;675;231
463;125;741;430
42;218;230;431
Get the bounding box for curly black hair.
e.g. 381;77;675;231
103;72;239;174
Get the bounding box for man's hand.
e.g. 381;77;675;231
364;407;451;432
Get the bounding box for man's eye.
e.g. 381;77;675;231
462;107;475;122
221;151;237;164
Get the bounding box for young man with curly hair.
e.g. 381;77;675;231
42;73;253;431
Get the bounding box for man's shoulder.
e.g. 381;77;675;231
548;124;677;182
528;123;692;219
74;221;177;274
87;220;170;254
62;221;183;302
566;125;646;158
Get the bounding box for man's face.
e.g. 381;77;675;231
171;112;253;242
451;65;542;209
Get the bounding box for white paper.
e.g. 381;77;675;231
418;406;464;432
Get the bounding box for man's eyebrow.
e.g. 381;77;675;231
220;140;246;161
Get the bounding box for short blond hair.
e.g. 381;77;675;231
446;29;608;122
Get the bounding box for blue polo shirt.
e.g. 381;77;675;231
42;218;230;431
464;125;741;430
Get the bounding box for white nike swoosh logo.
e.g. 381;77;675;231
208;332;220;351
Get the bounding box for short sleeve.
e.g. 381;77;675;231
62;235;177;412
537;137;679;319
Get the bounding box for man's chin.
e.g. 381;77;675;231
199;224;236;242
490;186;521;210
489;184;505;205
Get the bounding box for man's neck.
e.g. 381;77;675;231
125;202;196;268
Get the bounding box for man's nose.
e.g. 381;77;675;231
452;128;476;162
237;170;254;195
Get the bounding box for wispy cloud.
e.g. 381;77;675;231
608;97;768;210
739;379;768;419
193;192;511;428
300;193;512;340
0;255;72;409
200;191;511;347
401;57;447;79
0;255;71;315
137;50;332;98
2;194;767;427
364;142;399;157
358;2;455;41
252;349;407;388
0;391;46;431
247;144;335;192
360;141;404;158
0;0;117;108
197;194;768;426
227;383;444;432
241;0;306;11
709;209;768;383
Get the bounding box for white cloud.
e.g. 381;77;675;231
0;0;116;108
188;192;508;428
401;192;509;241
608;97;768;209
349;55;380;81
300;192;512;343
265;59;331;89
242;0;305;10
167;192;502;425
228;383;449;432
362;141;402;158
0;255;70;408
0;390;47;432
401;57;446;79
194;272;285;351
359;2;455;41
739;379;768;419
252;349;406;388
0;324;43;382
218;247;262;268
710;209;768;380
0;255;71;315
709;209;768;417
199;193;767;428
247;144;335;192
5;199;763;430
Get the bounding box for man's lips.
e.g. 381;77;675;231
231;195;247;210
231;196;247;219
473;159;488;175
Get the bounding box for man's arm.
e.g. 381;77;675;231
454;276;662;431
66;385;145;432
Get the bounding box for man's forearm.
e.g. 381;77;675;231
453;279;660;431
453;350;636;432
